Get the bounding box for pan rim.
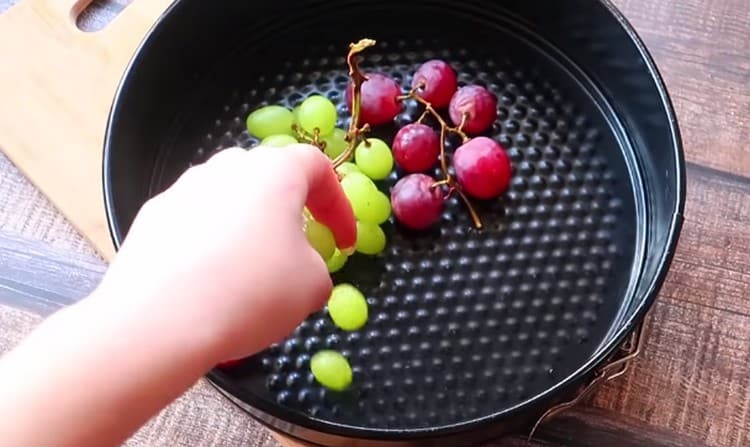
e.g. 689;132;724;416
102;0;686;441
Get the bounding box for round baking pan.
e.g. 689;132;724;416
102;0;685;445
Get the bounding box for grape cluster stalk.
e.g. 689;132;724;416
399;84;483;229
331;39;376;169
293;125;324;148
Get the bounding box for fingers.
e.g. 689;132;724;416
166;147;246;191
299;244;335;310
203;146;247;163
282;145;357;251
193;144;357;250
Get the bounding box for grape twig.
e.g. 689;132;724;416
399;85;470;142
399;86;482;229
331;38;377;168
293;124;326;150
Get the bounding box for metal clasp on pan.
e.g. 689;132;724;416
527;323;646;441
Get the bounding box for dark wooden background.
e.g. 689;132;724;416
590;2;750;447
0;0;749;446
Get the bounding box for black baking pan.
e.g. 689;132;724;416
102;0;686;445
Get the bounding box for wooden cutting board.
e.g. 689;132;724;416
0;0;175;261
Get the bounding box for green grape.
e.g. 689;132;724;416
326;249;348;273
355;221;386;255
298;95;337;137
310;350;352;391
327;284;368;331
340;172;377;194
261;134;298;147
340;173;390;224
336;162;361;178
246;105;294;139
304;218;336;260
357;190;392;225
355;138;394;180
340;172;377;217
323;128;349;160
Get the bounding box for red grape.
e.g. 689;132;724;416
449;85;498;135
391;174;445;230
392;123;441;173
346;73;402;126
453;137;512;200
411;59;458;108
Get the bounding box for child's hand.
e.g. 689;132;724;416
0;144;356;447
97;144;356;363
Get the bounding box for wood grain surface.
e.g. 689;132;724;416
613;0;750;177
0;0;171;261
591;164;750;447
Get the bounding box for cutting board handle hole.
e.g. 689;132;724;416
74;0;132;32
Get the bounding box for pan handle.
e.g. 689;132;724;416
22;0;174;35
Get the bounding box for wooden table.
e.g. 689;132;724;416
1;0;748;446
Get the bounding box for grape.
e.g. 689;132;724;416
355;221;386;255
340;171;377;191
453;137;512;199
261;134;298;147
336;162;361;178
298;95;337;136
326;249;348;273
304;218;336;260
327;284;368;331
323;128;349;160
341;172;377;209
340;172;389;223
246;105;295;139
310;350;352;391
392;123;440;173
391;173;445;230
449;85;498;135
411;59;458;109
357;190;391;225
355;138;394;180
346;73;402;126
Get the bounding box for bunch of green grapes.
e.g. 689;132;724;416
245;93;397;392
246;95;348;158
246;95;349;263
246;94;395;270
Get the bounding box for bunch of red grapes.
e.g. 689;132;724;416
348;59;513;231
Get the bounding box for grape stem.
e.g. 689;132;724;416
331;38;377;168
399;85;470;142
293;124;326;150
455;189;484;229
398;85;483;229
